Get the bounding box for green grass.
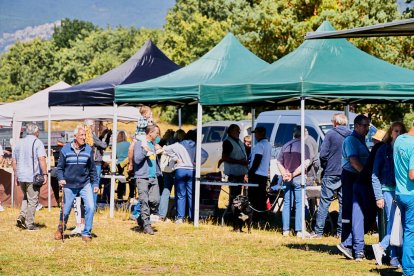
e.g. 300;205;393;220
0;208;401;275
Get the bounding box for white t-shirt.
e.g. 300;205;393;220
249;138;272;177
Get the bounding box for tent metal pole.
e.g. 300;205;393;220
345;104;350;129
300;97;306;239
48;107;51;211
109;103;118;219
194;102;202;227
251;108;255;146
178;107;182;129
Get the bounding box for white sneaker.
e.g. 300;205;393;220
372;243;385;266
150;214;160;223
70;224;84;235
0;205;4;212
36;203;43;211
175;219;184;224
296;231;311;238
282;231;290;237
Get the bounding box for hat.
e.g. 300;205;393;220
372;129;386;142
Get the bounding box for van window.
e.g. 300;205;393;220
256;123;274;141
306;127;318;142
274;124;296;147
201;127;210;143
205;126;226;143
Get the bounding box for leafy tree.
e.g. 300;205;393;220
53;18;99;49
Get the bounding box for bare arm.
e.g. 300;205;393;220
409;169;414;181
349;156;364;173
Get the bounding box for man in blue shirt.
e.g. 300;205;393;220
54;125;98;242
394;121;414;275
133;125;161;235
337;115;370;261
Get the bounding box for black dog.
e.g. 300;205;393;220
232;195;253;233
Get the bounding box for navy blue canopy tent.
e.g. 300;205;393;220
48;40;180;106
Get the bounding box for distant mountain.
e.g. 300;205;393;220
0;0;175;35
0;21;60;52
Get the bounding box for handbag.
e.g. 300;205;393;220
32;139;45;187
390;205;403;247
160;153;175;173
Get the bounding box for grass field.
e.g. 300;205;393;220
0;207;402;275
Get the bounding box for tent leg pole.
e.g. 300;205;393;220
48;107;51;211
300;97;306;239
194;103;203;227
109;103;118;219
251;108;255;146
178;107;182;129
345;104;350;129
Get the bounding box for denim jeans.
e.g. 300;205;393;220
396;194;414;276
282;176;302;232
379;191;397;258
314;175;342;235
158;172;174;219
341;169;359;248
60;184;95;237
175;169;194;220
93;164;102;206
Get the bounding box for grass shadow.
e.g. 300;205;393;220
285;243;341;257
369;267;401;275
130;226;158;234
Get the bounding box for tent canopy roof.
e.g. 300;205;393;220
305;18;414;39
200;21;414;105
0;81;139;124
49;40;180;106
115;33;269;105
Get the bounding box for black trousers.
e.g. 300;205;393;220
248;173;268;221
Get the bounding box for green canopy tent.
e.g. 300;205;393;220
200;21;414;235
200;21;414;105
115;33;269;226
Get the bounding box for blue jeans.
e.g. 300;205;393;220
380;191;397;258
341;169;359;248
158;172;174;219
175;169;194;220
60;184;95;237
282;176;302;232
93;165;102;206
396;194;414;276
314;175;342;235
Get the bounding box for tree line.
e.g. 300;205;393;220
0;0;413;126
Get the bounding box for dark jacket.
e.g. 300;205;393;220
319;126;351;176
56;142;98;189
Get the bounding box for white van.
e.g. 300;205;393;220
255;110;376;179
255;109;376;157
201;120;252;175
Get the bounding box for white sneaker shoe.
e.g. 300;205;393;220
0;205;4;212
282;230;290;237
70;224;84;235
296;231;311;238
36;203;43;211
372;243;385;266
150;214;160;223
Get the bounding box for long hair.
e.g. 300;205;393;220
117;131;128;143
383;121;407;144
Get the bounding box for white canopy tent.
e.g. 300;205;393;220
0;81;140;210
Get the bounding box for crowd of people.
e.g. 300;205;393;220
7;107;414;275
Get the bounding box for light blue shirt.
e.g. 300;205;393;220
342;131;369;173
394;134;414;196
12;135;46;182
